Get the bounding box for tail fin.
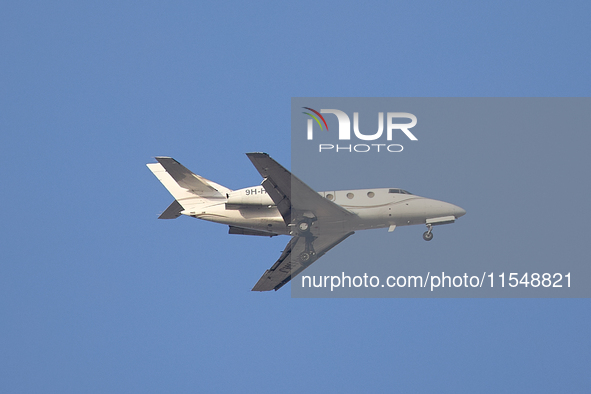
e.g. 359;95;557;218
147;157;232;211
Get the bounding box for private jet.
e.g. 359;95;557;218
147;153;466;291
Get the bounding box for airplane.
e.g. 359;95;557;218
147;153;466;291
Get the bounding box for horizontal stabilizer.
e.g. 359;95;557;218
159;200;183;219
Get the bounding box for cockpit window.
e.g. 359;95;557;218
389;188;412;195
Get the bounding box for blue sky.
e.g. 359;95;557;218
1;1;590;392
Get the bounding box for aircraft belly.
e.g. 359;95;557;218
342;208;387;231
350;199;430;228
189;205;289;234
389;211;425;226
390;198;430;225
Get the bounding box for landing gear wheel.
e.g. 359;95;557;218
423;231;433;241
298;221;310;232
299;251;311;262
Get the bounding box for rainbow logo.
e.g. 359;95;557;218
302;107;329;131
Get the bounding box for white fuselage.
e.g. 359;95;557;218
179;186;466;235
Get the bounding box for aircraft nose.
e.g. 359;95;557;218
453;205;466;218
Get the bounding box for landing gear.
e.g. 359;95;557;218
294;217;317;264
298;221;310;232
299;232;317;264
423;224;433;241
299;251;314;263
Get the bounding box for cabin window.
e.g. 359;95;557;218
367;191;375;198
326;193;334;201
347;193;354;199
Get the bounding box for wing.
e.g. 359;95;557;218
252;231;355;291
246;152;354;225
228;226;279;237
246;153;357;291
